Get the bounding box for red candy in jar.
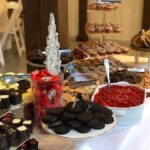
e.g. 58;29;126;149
93;85;145;108
31;69;62;117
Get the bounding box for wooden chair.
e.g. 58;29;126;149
0;0;25;65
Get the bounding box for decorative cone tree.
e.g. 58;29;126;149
45;13;61;75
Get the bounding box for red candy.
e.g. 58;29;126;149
94;85;145;108
31;69;62;117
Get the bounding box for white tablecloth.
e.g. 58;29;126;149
33;97;150;150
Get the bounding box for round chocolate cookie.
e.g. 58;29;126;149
103;116;114;124
53;123;70;135
46;107;64;116
67;120;82;129
42;115;58;124
48;120;62;128
93;112;105;120
78;111;92;123
87;118;105;129
76;125;91;133
100;107;113;116
90;102;103;112
63;112;77;120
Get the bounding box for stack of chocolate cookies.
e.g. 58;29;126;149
42;95;114;135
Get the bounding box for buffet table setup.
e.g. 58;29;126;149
30;96;150;150
1;0;150;149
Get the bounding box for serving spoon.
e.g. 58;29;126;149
2;74;30;85
104;59;111;87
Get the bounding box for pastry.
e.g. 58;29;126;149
17;125;30;141
10;91;22;105
7;129;18;146
75;57;129;79
104;23;113;33
0;95;10;109
95;23;103;33
114;49;122;54
22;120;33;132
0;134;8;150
131;30;146;48
88;3;96;10
74;40;128;58
12;119;23;127
107;49;114;54
86;23;122;34
86;23;95;33
73;48;88;60
88;3;120;11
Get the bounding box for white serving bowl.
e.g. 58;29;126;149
91;82;146;126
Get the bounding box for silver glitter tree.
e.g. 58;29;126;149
45;13;61;75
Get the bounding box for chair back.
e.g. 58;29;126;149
1;0;23;47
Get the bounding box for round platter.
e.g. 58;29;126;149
42;115;116;139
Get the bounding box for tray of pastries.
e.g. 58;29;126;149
131;29;150;49
144;72;150;89
74;57;129;79
86;23;122;34
74;40;128;59
88;2;120;11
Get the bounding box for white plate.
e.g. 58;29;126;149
117;116;142;126
42;115;116;139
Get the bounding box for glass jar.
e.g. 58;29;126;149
30;69;62;124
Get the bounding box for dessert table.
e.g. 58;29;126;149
32;97;150;150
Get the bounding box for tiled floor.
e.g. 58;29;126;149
0;40;150;74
